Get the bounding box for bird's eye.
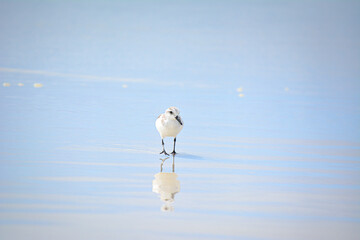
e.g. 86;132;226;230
169;111;173;114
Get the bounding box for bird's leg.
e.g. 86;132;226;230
160;139;169;155
171;137;177;155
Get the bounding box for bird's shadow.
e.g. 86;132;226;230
174;153;203;160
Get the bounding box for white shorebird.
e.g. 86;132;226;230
156;107;183;155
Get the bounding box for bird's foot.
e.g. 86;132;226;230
160;150;169;156
170;151;177;155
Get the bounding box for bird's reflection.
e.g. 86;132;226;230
152;154;180;212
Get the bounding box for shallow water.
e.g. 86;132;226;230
1;1;360;240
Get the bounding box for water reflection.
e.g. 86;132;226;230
152;155;180;212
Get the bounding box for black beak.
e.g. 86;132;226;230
175;115;183;125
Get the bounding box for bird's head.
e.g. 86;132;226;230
165;107;183;125
165;107;180;117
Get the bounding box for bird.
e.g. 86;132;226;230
156;107;183;155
